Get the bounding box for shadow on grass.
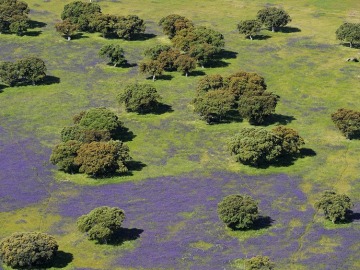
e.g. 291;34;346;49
299;148;317;158
252;216;274;230
125;160;147;172
254;34;272;40
261;114;296;126
131;33;157;41
41;75;61;85
347;211;360;223
23;30;42;37
116;127;136;142
107;228;144;246
339;43;360;49
207;60;230;68
28;20;47;29
217;50;238;59
158;74;173;81
0;84;7;92
150;103;173;115
71;33;89;40
105;62;137;68
35;251;73;269
190;70;206;76
278;26;301;33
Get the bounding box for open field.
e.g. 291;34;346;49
0;0;360;269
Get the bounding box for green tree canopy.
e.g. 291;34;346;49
245;255;275;270
74;140;131;176
115;15;145;40
55;19;79;40
174;54;197;76
196;74;224;94
331;108;360;139
99;44;127;67
139;60;165;81
144;45;172;60
0;232;58;268
336;22;360;48
237;20;262;40
0;0;29;35
272;125;305;155
257;7;291;32
118;83;162;113
60;125;111;143
158;14;194;39
50;140;82;173
0;61;19;86
315;191;353;223
217;194;259;230
77;206;125;243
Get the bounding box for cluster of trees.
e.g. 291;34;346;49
227;126;304;167
118;83;163;114
0;57;47;86
237;7;291;39
0;0;30;35
331;108;360;139
192;71;279;124
55;1;145;40
50;107;132;177
0;232;58;268
336;22;360;48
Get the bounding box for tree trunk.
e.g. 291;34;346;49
349;41;352;48
152;74;156;81
249;35;253;40
114;63;117;67
67;36;71;41
272;26;275;32
185;72;188;77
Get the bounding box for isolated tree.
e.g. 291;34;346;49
55;19;79;40
77;206;125;244
331;108;360;139
272;125;305;155
174;54;197;77
139;60;165;81
217;194;259;230
335;22;360;48
245;256;275;270
158;14;194;39
227;127;283;166
237;20;262;40
315;191;353;223
0;61;19;86
61;1;101;31
78;107;125;138
144;45;172;60
238;92;279;125
50;140;82;173
257;7;291;32
74;140;131;176
18;57;47;85
0;232;58;268
118;83;162;113
115;15;145;40
193;89;235;123
99;44;127;67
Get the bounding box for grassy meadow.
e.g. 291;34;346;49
0;0;360;269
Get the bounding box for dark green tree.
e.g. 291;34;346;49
8;15;28;35
0;232;58;268
139;60;165;81
238;92;279;125
226;71;267;99
174;54;197;77
272;125;305;155
18;57;47;85
245;255;275;270
50;140;82;173
0;61;19;86
193;89;235;123
189;43;217;68
74;140;131;176
257;7;291;32
118;83;162;113
89;13;118;38
99;44;127;67
217;194;259;230
315;191;353;223
335;22;360;48
115;15;145;40
331;108;360;139
227;127;283;166
196;74;224;94
237;20;262;40
77;206;125;244
144;45;172;60
156;49;181;71
55;19;79;40
60;125;111;143
0;0;29;34
158;14;193;39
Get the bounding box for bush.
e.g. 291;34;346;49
245;255;275;270
61;126;111;143
315;191;353;223
118;83;162;113
74;140;131;176
272;125;305;155
77;206;125;243
0;232;58;268
217;194;259;230
50;140;82;173
331;108;360;139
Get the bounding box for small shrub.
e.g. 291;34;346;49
50;140;82;173
331;108;360;139
245;255;275;270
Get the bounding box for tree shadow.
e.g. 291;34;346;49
299;148;317;158
340;43;360;49
347;211;360;223
254;34;272;40
28;20;47;29
71;33;89;40
51;251;74;268
261;114;296;126
123;62;137;68
150;103;173;115
190;70;206;76
107;228;143;246
41;75;61;85
115;127;136;142
252;216;274;230
131;33;157;41
158;74;173;81
23;30;42;37
217;50;238;59
0;84;7;92
207;60;230;68
125;160;147;172
278;26;301;33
